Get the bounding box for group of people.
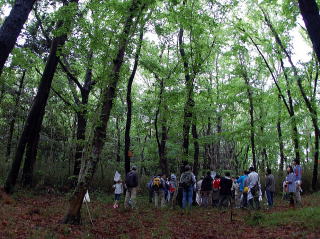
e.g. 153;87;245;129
112;160;303;210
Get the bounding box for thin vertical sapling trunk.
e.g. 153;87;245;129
6;70;26;157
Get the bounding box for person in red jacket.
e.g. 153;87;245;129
212;175;221;207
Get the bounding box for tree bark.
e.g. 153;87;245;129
155;76;169;176
6;70;26;158
242;68;256;170
192;118;199;177
298;0;320;63
63;0;141;224
0;0;36;76
277;96;285;174
179;27;194;158
73;52;94;176
124;25;144;175
4;0;79;193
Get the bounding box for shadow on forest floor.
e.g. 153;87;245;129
0;189;319;239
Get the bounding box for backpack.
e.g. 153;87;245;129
125;171;138;188
212;178;220;189
169;182;176;192
152;177;162;190
180;172;194;188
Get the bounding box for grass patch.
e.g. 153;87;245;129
247;206;320;230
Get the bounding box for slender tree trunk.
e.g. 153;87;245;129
179;27;194;158
159;110;169;176
155;76;169;176
192;118;199;177
243;73;256;170
6;70;26;157
124;26;144;175
0;0;36;75
298;0;320;63
277;96;285;174
4;0;79;193
116;117;121;162
63;0;140;224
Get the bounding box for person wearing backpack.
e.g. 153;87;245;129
124;166;139;209
247;167;260;210
212;175;221;207
147;176;155;203
179;165;196;209
218;172;233;209
201;171;213;207
153;174;166;208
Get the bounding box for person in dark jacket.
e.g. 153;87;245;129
201;171;213;207
124;166;139;209
218;172;233;208
265;168;275;208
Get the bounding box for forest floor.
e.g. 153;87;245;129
0;189;320;239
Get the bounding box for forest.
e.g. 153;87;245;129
0;0;320;238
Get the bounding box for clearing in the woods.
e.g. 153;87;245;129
0;190;319;239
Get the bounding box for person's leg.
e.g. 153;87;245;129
182;189;187;209
266;190;271;206
218;194;225;209
160;190;166;208
124;188;131;208
154;191;159;208
270;191;274;207
243;192;248;208
187;186;193;208
131;187;137;208
148;189;153;203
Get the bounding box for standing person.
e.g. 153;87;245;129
232;177;241;208
265;168;275;208
285;166;296;207
124;166;139;209
201;172;213;207
147;176;155;203
179;165;196;209
196;176;204;206
218;172;233;208
113;180;123;208
168;174;177;205
293;159;303;205
212;175;221;207
237;171;249;208
153;174;166;208
247;167;260;210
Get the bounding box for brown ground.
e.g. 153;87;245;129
0;190;319;239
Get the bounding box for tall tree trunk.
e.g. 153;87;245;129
298;0;320;63
262;9;302;162
243;73;256;170
277;96;285;174
0;0;36;76
124;25;144;175
63;0;141;224
4;0;79;193
73;53;93;176
116;116;121;162
155;76;169;176
159;110;169;176
6;70;26;157
179;27;194;158
192;118;199;177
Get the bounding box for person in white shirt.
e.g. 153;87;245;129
247;167;260;209
113;180;123;208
